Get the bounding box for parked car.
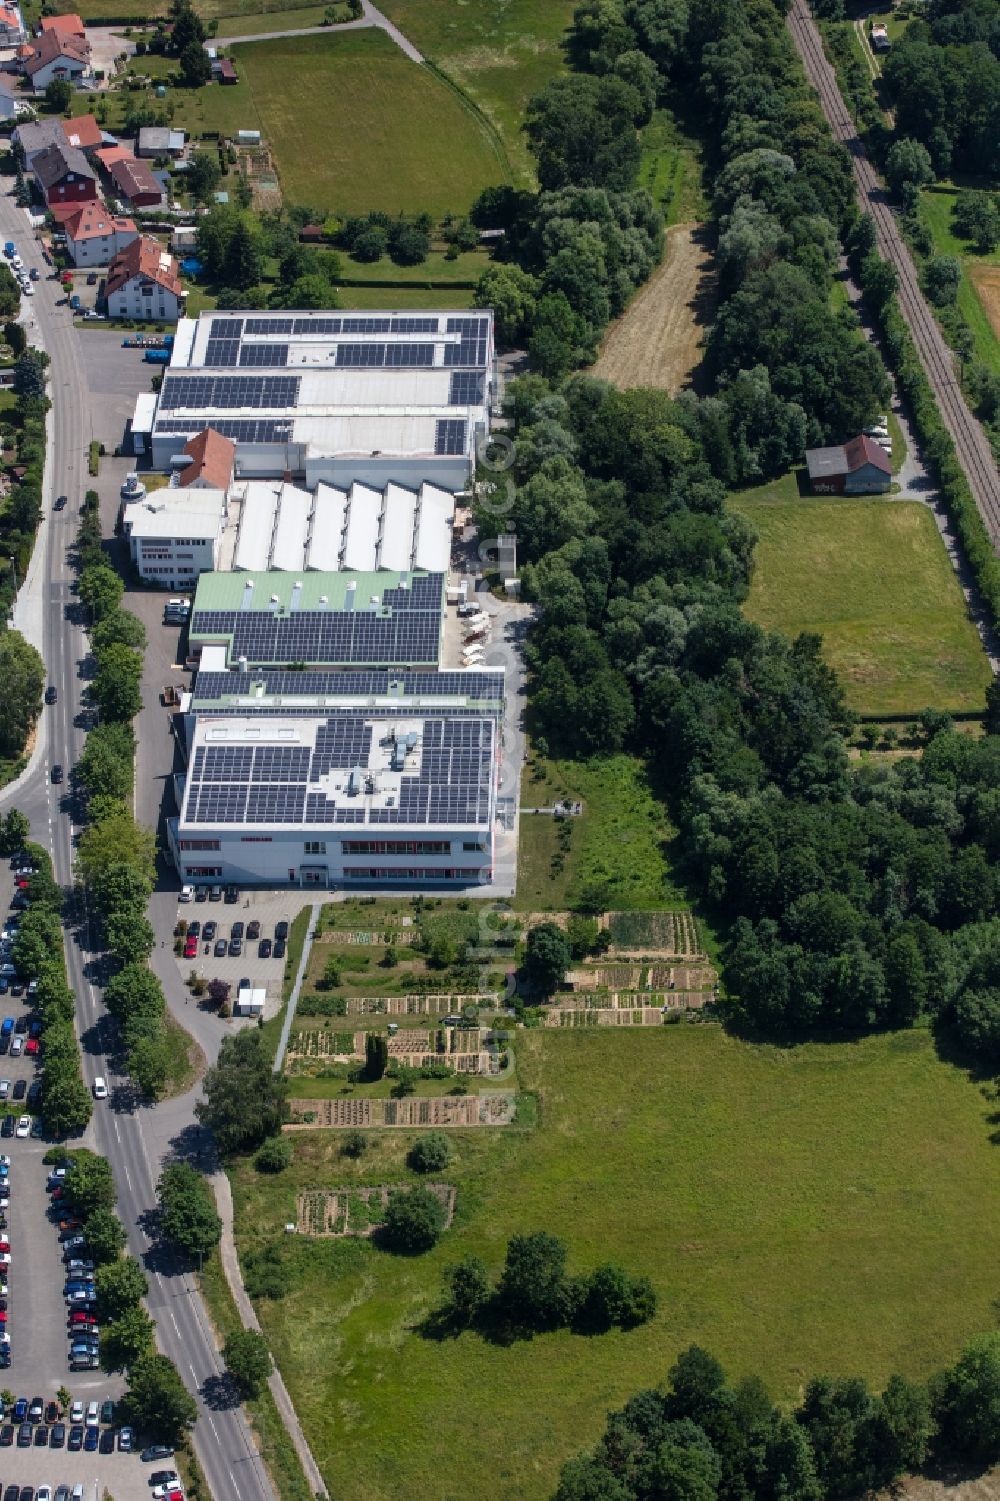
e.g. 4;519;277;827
141;1444;175;1462
149;1475;180;1490
67;1425;84;1450
275;920;289;941
100;1399;114;1425
247;920;260;940
274;939;286;960
83;1427;98;1451
27;1397;42;1422
16;1424;30;1446
68;1401;83;1425
225;885;239;904
50;1422;65;1448
228;938;242;957
118;1425;134;1451
213;939;226;959
11;1083;24;1103
230;921;244;941
258;939;272;959
99;1426;114;1453
187;922;201;939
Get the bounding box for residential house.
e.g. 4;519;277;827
23;29;88;92
805;435;892;495
107;151;162;208
136;125;185;158
177;427;235;491
62;200;136;267
0;78;24;122
31;139;97;208
0;4;25;46
14;117;65;166
39;13;84;41
105;234;185;321
61;112;102;154
217;58;236;83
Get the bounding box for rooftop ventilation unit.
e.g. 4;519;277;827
290;580;303;612
240;579;254;611
346;766;363;796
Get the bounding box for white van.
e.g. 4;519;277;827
179;884;195;903
92;1077;107;1100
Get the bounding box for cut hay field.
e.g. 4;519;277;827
593;223;713;394
234;1026;1000;1501
233;29;506;215
375;0;576;181
731;484;992;715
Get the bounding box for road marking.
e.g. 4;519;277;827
170;1310;180;1335
122;1162;132;1191
188;1361;198;1383
112;1119;120;1143
208;1415;219;1439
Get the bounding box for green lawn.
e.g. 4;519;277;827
638;108;707;228
233;29;506;215
213;3;328;32
116;60;263;137
918;185;1000;375
375;0;576;182
516;753;687;913
339;249;488;285
730;483;992;715
334;285;475;309
233;1025;1000;1501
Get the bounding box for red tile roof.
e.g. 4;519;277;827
178;428;235;491
63;200;135;242
24;28;88;75
844;433;892;474
40;14;85;37
94;144;130;169
62;113;102;150
106;233;182;298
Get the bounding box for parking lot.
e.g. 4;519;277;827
0;1423;160;1500
175;890;299;1020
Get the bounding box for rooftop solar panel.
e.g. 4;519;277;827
448;371;484;405
245;317;294;335
159;375;300;411
154;418;294;443
204;339;240;367
434;419;467;456
210;317;243;339
239;343;289;368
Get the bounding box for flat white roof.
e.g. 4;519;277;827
124;486;226;540
132;391;158;434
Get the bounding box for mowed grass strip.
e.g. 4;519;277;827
236;1026;1000;1501
376;0;577;180
731;488;991;714
233;30;506;215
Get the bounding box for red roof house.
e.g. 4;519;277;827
805;433;892;495
178;428;236;491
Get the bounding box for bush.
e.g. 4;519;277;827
380;1186;447;1254
341;1129;368;1158
254;1136;292;1174
407;1131;452;1174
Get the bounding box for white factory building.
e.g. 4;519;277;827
133;308;495;491
122;486;229;586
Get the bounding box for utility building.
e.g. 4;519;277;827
805;434;892;495
139;308;495;490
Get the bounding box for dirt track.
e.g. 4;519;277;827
592;222;714;393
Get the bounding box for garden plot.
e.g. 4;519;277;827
296;1183;455;1237
603;910;703;956
546;992;708;1025
286;1091;516;1128
286;1023;507;1075
343;993;502;1016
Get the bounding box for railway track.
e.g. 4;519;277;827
786;0;1000;546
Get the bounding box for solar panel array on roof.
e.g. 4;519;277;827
154;418;294;443
239;343;289;368
245;317;294;335
192;669;503;702
190;611;440;667
211;317;243;339
335;343;435;368
434;419;467;456
185;714;493;828
160;375;300;411
205;338;240;367
449;371;484;406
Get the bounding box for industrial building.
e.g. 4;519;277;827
167;570;503;888
122;487;229;586
186;570;447;671
134;307;495;490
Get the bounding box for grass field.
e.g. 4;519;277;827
213;4;328;33
338;248;488;285
233;30;506;215
731;481;991;715
516;753;687;913
334;286;475;309
235;1025;1000;1501
919;186;1000;374
638;109;707;228
375;0;576;182
118;57;262;137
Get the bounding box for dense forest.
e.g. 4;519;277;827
471;0;1000;1056
881;0;1000;178
551;1338;1000;1501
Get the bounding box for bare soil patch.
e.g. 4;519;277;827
970;262;1000;339
296;1183;455;1237
592;223;715;393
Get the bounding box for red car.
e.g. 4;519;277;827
24;1040;37;1056
69;1313;96;1328
183;938;198;959
14;878;27;891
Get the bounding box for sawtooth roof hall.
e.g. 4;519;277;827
139;308;495;491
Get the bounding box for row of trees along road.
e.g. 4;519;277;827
75;499;177;1099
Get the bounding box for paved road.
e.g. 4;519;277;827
0;198;276;1501
216;0;423;58
787;0;1000;543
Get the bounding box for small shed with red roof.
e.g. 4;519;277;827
805;434;892;495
